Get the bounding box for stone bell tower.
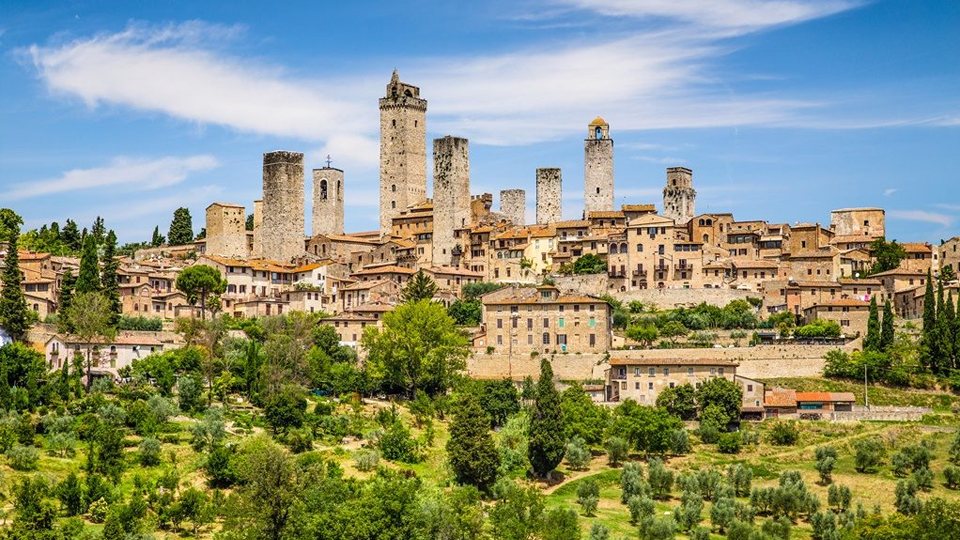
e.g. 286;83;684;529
662;167;696;224
584;117;614;214
379;70;428;236
312;159;344;237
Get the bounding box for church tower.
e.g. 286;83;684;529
584;117;614;214
312;162;344;237
662;167;696;224
379;70;428;236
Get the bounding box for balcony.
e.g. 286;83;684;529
632;268;648;277
675;263;694;271
608;271;626;278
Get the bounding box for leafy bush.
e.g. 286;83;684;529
768;421;800;446
286;426;314;453
118;315;163;331
378;421;420;463
355;449;380;472
577;479;600;516
138;437;162;466
944;465;960;489
88;497;109;523
718;432;741;454
606;436;629;466
854;437;886;473
565;436;592;470
671;429;690;455
6;444;39;470
815;446;837;484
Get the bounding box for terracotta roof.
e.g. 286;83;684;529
764;388;797;407
206;202;244;208
608;357;739;367
352;265;416;276
427;266;485;277
805;299;870;309
831;234;876;244
17;251;50;260
901;243;932;253
324;312;377;322
554;220;591;228
869;267;925;278
622;204;656;212
325;234;382;245
733;260;778;268
588;116;608;126
348;302;396;313
839;278;882;286
587;211;625;219
795;392;856;403
791;280;840;288
341;279;396;291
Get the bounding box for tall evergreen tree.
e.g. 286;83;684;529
935;282;954;374
101;230;121;327
75;235;101;294
880;299;895;352
58;269;76;333
168;207;194;246
920;270;936;370
447;392;499;492
90;216;106;245
61;219;82;252
864;296;880;351
0;209;30;341
945;291;957;371
528;358;565;480
151;226;165;247
401;270;439;303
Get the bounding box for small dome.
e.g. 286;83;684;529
589;116;608;126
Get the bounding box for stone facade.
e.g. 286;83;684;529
830;207;885;238
662;167;696;224
262;151;305;262
252;199;263;259
536;168;562;225
432;136;471;266
941;236;960;276
379;70;427;235
205;203;248;259
500;189;526;226
312;167;344;237
584;117;614;213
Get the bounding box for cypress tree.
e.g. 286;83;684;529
936;285;954;374
528;358;565;480
920;271;936;370
0;209;30;341
75;235;101;294
101;230;121;328
880;299;895;352
151;226;165;247
61;219;82;252
168;207;194;246
90;216;106;245
401;270;439;303
446;391;499;492
864;296;880;351
58;269;76;333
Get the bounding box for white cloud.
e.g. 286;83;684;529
556;0;858;32
1;155;219;201
889;210;954;228
884;188;898;196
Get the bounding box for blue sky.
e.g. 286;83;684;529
1;0;958;245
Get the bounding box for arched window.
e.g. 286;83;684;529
703;234;709;243
320;179;328;200
32;303;38;311
542;332;550;345
620;243;627;253
595;127;602;139
391;201;396;209
699;219;705;226
596;187;600;194
391;184;397;192
610;244;618;254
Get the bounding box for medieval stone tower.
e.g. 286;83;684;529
205;203;247;259
312;166;344;237
584;117;614;213
432;136;470;267
662;167;696;224
536;168;562;225
251;199;263;259
262;151;305;262
379;70;428;235
500;189;526;226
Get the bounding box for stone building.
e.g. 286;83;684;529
830;207;885;239
379;70;428;235
261;151;305;262
480;285;611;355
662;167;696;225
941;236;960;277
312;166;344;237
802;298;870;337
536;168;562;225
205;203;248;259
251;199;263;259
605;357;739;405
500;189;526;226
584;117;614;213
432;136;471;266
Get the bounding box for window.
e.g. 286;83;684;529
634;368;641;376
543;318;549;328
648;367;655;376
497;335;503;345
669;382;675;388
589;317;595;327
709;367;716;375
527;318;533;329
589;334;596;346
687;367;694;375
497;319;503;329
747;384;754;392
528;335;533;345
718;368;725;376
648;382;654;390
635;382;640;390
543;332;550;345
663;368;670;376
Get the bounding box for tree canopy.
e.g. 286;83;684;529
168;207;195;246
176;265;227;320
402;270;439;303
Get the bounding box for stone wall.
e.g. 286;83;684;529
468;352;608;381
379;72;428;235
262;151;305;262
536;168;562;225
609;344;843;379
584;131;614;213
553;274;757;309
830;208;885;238
500;189;526;226
205;203;247;259
663;167;696;224
432;136;470;266
252;199;263;259
312;167;344;237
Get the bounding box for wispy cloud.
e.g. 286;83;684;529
884;188;898;196
1;155;219;201
934;203;960;211
889;210;954;228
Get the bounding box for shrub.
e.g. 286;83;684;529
718;432;742;454
138;437;162;466
854;437;885;473
815;446;838;484
894;478;922;515
944;465;960;489
620;461;648;504
628;495;655;524
697;423;720;444
286;426;314;453
6;444;39;471
768;421;800;446
355;449;380;472
88;497;109;523
671;429;690;455
577;479;600;516
606;436;629;466
828;484;851;511
648;458;674;500
913;466;934;491
564;436;592;470
727;464;752;497
378;421;420;463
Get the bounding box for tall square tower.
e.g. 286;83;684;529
379;70;428;235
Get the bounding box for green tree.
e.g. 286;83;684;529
75;234;102;294
57;471;85;516
402;270;439;303
606;436;629;466
561;382;609;445
151;225;165;247
446;391;499;492
0;209;30;341
869;237;907;275
57;269;77;333
362;300;469;397
577;478;600;516
626;324;659;348
920;270;937;371
815;446;838;484
176;264;227;320
228;438;301;540
263;385;307;434
448;298;482;326
573;253;606;274
65;291;117;391
168;207;194;246
865;296;880;350
608;400;683;455
695;376;742;427
528;358;565;479
660;321;689;344
62;219;82;251
489;481;546;540
881;299;895;351
101;230;121;327
656;383;697;420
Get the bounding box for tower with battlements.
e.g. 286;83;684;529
662;167;696;224
262;151;305;262
312;165;344;237
536;168;562;224
379;70;428;236
500;189;526;226
432;136;470;266
584;117;614;214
